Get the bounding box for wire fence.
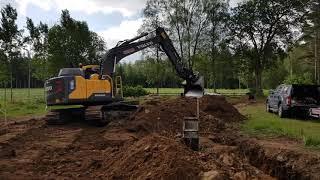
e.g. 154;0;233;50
0;88;46;121
0;88;46;104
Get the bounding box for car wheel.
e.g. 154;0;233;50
278;104;286;118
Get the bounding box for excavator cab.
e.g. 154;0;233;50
81;65;100;79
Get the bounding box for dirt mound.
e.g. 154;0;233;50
2;95;320;179
105;134;202;179
201;95;245;122
126;95;244;136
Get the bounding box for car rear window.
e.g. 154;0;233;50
292;85;320;99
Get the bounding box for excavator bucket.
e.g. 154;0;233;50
184;76;204;98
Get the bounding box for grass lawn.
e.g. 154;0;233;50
0;88;261;119
239;103;320;148
0;88;46;118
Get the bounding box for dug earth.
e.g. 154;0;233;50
0;95;320;179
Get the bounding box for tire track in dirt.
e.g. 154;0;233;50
0;121;83;179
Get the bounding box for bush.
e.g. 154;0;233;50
284;73;314;85
123;85;148;97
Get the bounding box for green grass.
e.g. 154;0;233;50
240;104;320;148
0;88;45;102
0;88;47;118
0;88;263;118
0;99;47;118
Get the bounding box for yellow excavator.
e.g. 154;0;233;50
45;27;204;126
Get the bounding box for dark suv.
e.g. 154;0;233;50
266;84;320;118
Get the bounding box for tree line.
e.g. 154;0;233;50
132;0;318;95
0;0;320;97
0;6;105;100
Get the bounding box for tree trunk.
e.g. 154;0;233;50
4;82;7;106
156;45;159;95
315;31;318;83
255;68;263;96
315;30;319;84
10;64;13;102
28;51;31;99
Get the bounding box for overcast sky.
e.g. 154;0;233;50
0;0;242;62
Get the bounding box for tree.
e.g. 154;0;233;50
203;0;228;91
142;0;210;68
0;4;22;101
229;0;307;95
47;10;105;75
24;18;50;96
301;0;320;83
0;49;9;83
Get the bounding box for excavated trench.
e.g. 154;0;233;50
0;95;319;179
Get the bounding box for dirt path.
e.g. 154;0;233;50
0;95;319;179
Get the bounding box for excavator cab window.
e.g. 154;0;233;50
84;67;99;79
58;68;84;77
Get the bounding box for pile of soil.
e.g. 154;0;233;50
1;95;320;179
105;134;202;179
126;95;245;136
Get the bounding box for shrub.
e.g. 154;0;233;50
123;85;148;97
284;73;314;85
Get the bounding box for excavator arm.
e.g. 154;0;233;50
101;27;204;96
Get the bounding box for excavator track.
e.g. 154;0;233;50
44;107;86;125
45;102;138;126
85;106;109;127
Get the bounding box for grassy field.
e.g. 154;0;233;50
0;88;46;118
239;103;320;148
0;88;251;118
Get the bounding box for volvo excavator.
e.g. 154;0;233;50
45;27;204;126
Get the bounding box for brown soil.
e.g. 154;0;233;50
0;95;319;179
127;95;245;137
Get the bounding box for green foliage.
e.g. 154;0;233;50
117;59;182;88
0;4;20;54
31;57;50;81
142;0;229;68
229;0;306;93
263;60;288;89
47;10;105;75
0;4;21;86
284;73;314;85
123;85;149;97
0;60;9;82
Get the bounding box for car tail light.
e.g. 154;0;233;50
286;96;292;106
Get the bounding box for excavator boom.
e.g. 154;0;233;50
101;27;204;97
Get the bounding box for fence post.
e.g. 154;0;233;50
4;82;7;107
1;82;7;135
43;82;46;103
